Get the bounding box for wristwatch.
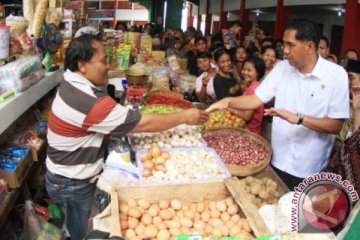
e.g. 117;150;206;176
296;112;304;125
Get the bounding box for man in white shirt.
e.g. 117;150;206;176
207;19;349;189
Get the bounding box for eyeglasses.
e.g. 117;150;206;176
91;56;109;65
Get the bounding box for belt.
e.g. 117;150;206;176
47;170;99;183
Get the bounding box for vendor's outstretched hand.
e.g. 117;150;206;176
184;108;209;125
206;98;229;112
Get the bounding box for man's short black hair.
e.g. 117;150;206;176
195;36;207;45
260;37;275;47
196;51;212;60
285;18;321;49
64;34;103;72
229;20;243;29
320;35;329;48
243;56;266;80
260;45;276;55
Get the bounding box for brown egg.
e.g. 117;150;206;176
159;209;174;220
143;225;158;238
169;227;181;236
196;202;206;213
225;197;235;207
184;210;195;220
210;210;221;218
128;207;142;218
128;217;139;229
180;217;193;228
147;206;159;217
141;214;152;225
137;199;151;210
155;221;167;230
119;203;129;213
170;199;182;210
157;229;171;240
153;216;162;225
128;199;138;208
212;228;223;237
158;200;170;209
200;211;210;222
227;204;239;215
216;200;227;212
125;229;136;238
220;212;231;222
134;223;145;236
231;214;241;223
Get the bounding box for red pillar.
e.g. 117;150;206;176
187;3;194;28
341;0;360;57
205;0;212;35
239;0;249;38
220;0;227;30
274;0;290;39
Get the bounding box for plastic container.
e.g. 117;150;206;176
135;147;231;185
0;22;9;59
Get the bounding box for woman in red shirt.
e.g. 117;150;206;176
232;56;265;134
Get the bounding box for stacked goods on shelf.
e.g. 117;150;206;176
136;144;230;184
202;128;271;176
110;181;256;239
0;146;33;188
0;56;44;102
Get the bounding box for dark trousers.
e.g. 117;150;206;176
272;165;304;190
45;171;96;240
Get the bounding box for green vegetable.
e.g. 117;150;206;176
141;105;181;114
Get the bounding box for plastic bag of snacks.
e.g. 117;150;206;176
167;54;181;72
5;15;28;36
45;8;63;26
23;0;35;22
23;200;62;240
116;44;131;71
151;72;169;91
27;0;48;39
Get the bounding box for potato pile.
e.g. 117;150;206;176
240;176;280;207
119;197;253;239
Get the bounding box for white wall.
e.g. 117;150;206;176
199;0;207;15
116;9;148;21
224;0;241;11
284;0;345;6
246;0;277;9
191;4;199;16
209;0;221;14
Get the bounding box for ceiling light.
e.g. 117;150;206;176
256;12;260;16
338;11;342;17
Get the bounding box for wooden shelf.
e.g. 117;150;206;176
0;70;62;135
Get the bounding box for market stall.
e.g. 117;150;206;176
0;1;357;240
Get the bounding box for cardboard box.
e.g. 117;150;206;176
15;139;45;162
225;166;289;237
109;180;257;238
0;148;33;189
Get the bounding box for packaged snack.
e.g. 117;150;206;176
27;0;48;39
116;44;131;71
5;15;28;36
140;33;152;55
